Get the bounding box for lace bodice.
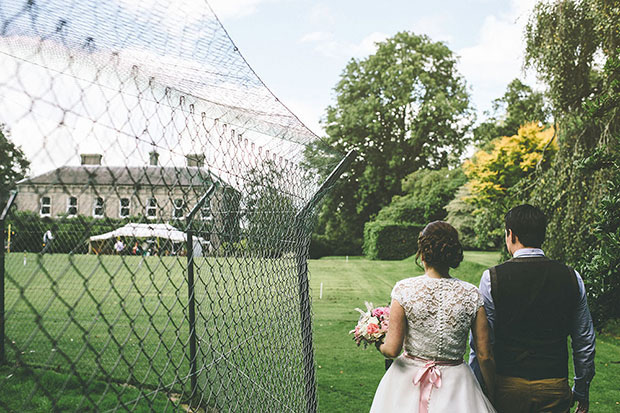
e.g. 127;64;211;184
391;275;484;361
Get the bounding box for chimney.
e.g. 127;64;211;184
80;154;102;165
186;153;205;168
149;151;159;166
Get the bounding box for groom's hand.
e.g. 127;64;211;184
575;401;588;412
571;393;588;413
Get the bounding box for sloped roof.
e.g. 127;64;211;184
18;165;224;188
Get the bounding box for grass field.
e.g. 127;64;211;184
308;252;620;413
1;251;618;412
1;252;309;412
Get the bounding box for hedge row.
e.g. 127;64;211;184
5;211;134;253
363;221;423;260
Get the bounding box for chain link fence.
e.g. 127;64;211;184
0;0;352;411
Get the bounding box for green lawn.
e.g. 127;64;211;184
308;253;620;413
1;251;618;412
1;252;309;412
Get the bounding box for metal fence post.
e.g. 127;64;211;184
295;150;356;413
185;184;215;400
0;190;18;365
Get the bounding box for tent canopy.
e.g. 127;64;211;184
89;223;203;243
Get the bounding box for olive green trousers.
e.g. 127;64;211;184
495;375;572;413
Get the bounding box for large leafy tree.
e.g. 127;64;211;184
445;185;478;249
310;31;473;253
580;53;620;325
0;124;29;209
373;167;465;225
464;123;557;248
473;78;549;147
449;78;549;250
243;160;297;257
525;0;619;263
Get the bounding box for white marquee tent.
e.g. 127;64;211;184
88;223;208;256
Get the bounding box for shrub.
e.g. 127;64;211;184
376;168;465;225
309;234;335;259
363;221;423;260
6;211;129;254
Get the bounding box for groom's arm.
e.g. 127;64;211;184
469;270;495;382
570;270;596;405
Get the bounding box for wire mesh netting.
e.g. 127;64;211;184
0;0;348;411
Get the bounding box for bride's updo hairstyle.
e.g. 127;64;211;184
416;221;463;269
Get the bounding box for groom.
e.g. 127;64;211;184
469;204;596;413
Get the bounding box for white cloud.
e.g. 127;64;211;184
300;31;332;44
352;32;389;57
309;3;335;25
457;0;540;115
411;16;453;44
299;31;388;60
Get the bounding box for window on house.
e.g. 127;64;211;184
119;198;130;218
146;198;157;219
67;196;78;216
93;197;105;218
40;196;51;217
173;199;184;218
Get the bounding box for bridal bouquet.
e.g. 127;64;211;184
350;302;390;347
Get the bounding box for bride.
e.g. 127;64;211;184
371;221;496;412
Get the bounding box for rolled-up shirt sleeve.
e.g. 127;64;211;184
570;270;596;402
469;270;495;383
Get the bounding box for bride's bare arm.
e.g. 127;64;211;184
471;306;495;402
377;299;406;358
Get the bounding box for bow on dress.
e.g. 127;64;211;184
413;360;442;413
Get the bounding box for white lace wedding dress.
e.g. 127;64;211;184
370;275;496;412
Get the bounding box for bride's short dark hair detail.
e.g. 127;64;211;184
416;221;463;269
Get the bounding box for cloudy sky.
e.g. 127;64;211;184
208;0;540;136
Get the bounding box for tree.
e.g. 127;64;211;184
0;124;30;208
373;167;465;225
464;123;557;248
473;78;549;147
579;50;620;326
309;31;474;253
525;0;620;270
445;185;478;250
243;160;297;257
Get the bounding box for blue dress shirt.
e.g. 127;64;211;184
469;248;596;402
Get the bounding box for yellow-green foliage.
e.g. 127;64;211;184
464;122;556;206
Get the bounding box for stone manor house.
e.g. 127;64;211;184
15;152;238;250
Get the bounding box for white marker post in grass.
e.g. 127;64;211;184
320;282;323;299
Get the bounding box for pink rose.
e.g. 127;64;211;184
373;307;387;318
381;320;389;331
381;307;390;318
367;323;379;335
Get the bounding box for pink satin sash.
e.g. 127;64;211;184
405;354;463;413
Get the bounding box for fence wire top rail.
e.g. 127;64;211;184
0;0;321;146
